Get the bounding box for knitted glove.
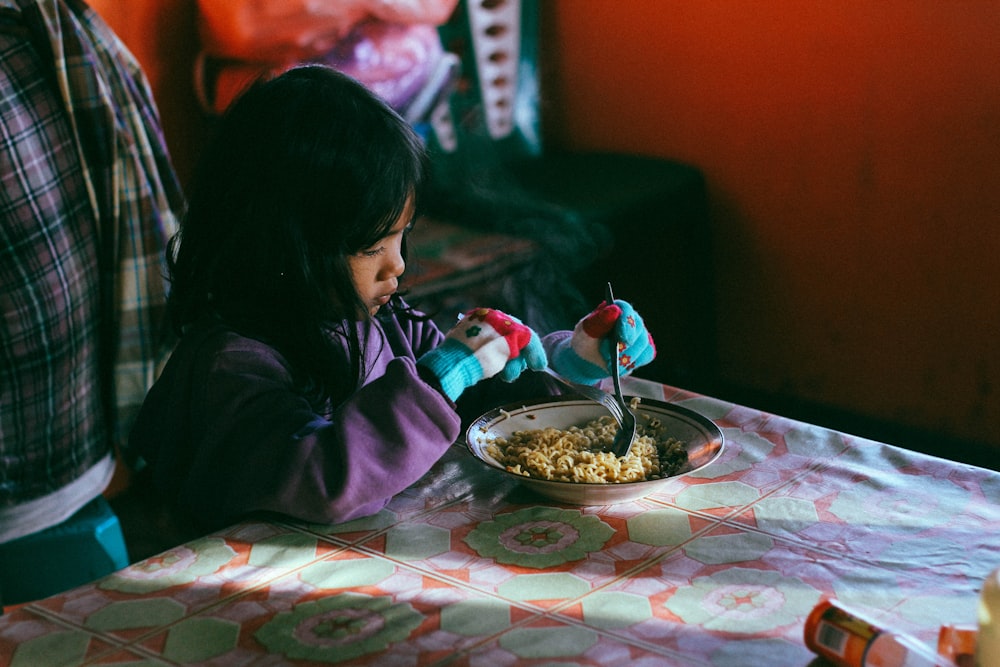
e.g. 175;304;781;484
418;308;548;401
550;299;656;385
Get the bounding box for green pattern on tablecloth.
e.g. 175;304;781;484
385;523;452;560
626;506;693;546
440;598;512;636
684;530;774;565
255;593;423;662
248;533;320;568
676;481;759;512
499;573;590;601
499;625;598;659
163;617;241;662
300;558;395;589
86;598;186;631
752;496;819;533
464;506;613;568
828;475;970;533
664;567;821;634
784;426;849;458
10;631;90;667
580;591;653;629
100;536;236;593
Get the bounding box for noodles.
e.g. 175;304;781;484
486;416;687;484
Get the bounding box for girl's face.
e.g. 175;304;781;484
347;200;413;316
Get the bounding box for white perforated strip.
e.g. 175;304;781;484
467;0;521;139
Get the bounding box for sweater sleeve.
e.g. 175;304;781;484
138;338;461;529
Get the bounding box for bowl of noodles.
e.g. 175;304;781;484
466;395;724;505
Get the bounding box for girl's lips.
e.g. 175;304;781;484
369;293;393;314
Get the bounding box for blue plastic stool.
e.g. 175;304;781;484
0;495;130;606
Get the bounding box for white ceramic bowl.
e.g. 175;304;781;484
466;395;724;505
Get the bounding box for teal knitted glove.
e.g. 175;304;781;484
418;308;548;401
550;299;656;384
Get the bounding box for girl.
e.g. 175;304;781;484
129;65;655;532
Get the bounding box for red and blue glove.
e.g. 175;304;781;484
549;299;656;385
418;308;548;401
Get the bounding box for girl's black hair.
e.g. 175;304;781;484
167;65;427;408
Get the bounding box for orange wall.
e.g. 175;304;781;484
88;0;204;185
89;1;1000;450
542;1;1000;449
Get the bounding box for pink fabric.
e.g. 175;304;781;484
195;0;458;116
317;20;443;111
197;0;457;62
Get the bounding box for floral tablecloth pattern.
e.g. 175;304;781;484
2;378;997;666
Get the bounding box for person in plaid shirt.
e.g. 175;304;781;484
0;0;183;559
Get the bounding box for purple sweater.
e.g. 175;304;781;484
130;310;555;530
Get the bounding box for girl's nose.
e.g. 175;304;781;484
382;246;405;279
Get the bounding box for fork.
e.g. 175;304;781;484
605;282;638;457
541;367;625;425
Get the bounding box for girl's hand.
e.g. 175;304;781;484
550;299;656;385
418;308;547;401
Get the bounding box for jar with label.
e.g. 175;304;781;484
804;599;955;667
978;566;1000;667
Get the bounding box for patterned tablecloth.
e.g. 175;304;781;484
2;377;997;666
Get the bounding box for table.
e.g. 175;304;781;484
2;377;997;666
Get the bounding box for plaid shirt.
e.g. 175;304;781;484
0;0;183;507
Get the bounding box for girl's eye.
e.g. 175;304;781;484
361;246;385;258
